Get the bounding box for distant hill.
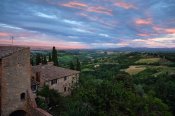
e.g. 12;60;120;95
1;44;175;52
107;47;175;52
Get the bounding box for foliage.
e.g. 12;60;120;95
42;55;47;64
69;61;75;70
37;86;65;115
49;53;52;62
36;53;42;65
52;46;59;66
60;75;172;116
35;97;48;110
133;70;175;115
31;50;175;115
76;58;81;71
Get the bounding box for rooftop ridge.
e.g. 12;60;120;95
32;64;80;81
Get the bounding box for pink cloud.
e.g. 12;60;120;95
87;6;112;15
135;18;152;25
0;32;11;37
78;13;116;27
153;26;175;34
164;28;175;34
61;1;88;8
137;33;150;37
60;1;112;15
115;1;136;9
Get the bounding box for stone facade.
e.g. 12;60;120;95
45;74;79;96
0;46;52;116
0;47;30;116
32;63;79;96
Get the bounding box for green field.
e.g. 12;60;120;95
135;58;161;64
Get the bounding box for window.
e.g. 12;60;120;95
36;72;40;82
31;85;37;92
64;77;67;81
32;76;35;80
51;79;57;85
64;87;67;92
20;93;25;100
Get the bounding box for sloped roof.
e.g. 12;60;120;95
0;46;28;59
32;64;80;81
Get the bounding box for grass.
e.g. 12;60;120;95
124;65;146;75
59;55;74;63
153;66;175;76
135;58;161;64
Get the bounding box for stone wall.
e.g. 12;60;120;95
45;74;79;96
0;59;2;115
1;48;31;116
27;89;52;116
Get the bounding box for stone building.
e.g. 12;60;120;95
0;46;52;116
32;62;80;96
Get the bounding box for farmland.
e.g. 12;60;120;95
31;50;175;115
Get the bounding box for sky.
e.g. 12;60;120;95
0;0;175;49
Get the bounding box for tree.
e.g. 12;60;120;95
42;55;47;64
36;54;42;65
52;46;59;66
69;61;75;70
49;53;52;62
30;58;34;66
37;86;64;115
76;58;81;71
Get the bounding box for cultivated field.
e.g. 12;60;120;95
124;65;146;75
135;58;160;64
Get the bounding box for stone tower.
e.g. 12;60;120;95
0;46;31;116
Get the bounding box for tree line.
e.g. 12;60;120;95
31;46;81;71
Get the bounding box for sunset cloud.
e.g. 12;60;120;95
153;26;175;34
115;1;136;9
87;6;113;16
137;33;150;37
0;32;10;37
164;28;175;34
61;1;88;8
0;0;175;48
135;18;152;25
60;1;112;15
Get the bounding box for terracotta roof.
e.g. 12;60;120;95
0;46;28;59
32;64;80;81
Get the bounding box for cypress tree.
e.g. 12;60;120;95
52;46;59;66
76;58;81;71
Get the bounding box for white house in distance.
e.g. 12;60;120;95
31;62;80;96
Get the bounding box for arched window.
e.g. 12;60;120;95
9;110;27;116
20;93;25;100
